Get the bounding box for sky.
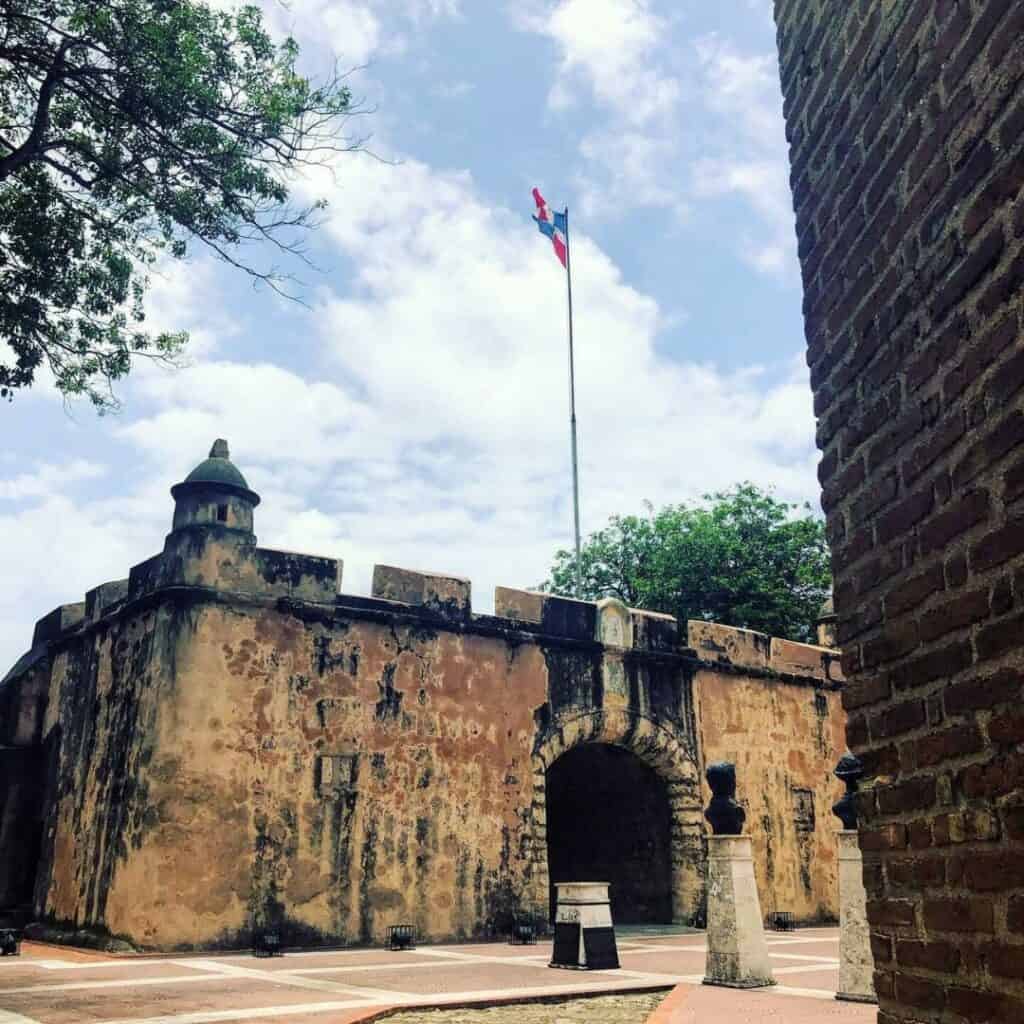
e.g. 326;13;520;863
0;0;818;669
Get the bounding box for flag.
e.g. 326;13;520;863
532;187;568;268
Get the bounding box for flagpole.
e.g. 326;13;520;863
564;206;582;599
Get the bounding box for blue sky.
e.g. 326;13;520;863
1;0;817;668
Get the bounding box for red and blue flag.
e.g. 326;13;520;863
532;187;568;268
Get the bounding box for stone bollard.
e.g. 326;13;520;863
833;751;877;1004
549;881;619;970
702;763;775;989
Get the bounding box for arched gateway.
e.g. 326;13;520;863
526;707;706;927
547;745;672;922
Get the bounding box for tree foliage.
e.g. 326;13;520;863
543;483;832;644
0;0;359;408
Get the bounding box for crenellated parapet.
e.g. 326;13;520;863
17;564;842;688
85;580;129;623
688;620;844;686
7;436;843;782
31;601;85;648
493;587;680;651
372;565;471;624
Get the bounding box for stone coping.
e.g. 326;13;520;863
6;585;842;693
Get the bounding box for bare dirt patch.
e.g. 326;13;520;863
380;991;664;1023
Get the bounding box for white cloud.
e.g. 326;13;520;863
207;0;462;67
517;0;678;124
0;479;168;665
513;0;685;221
203;0;382;64
694;36;781;150
140;258;236;362
0;460;106;501
397;0;460;22
576;130;688;219
691;34;796;275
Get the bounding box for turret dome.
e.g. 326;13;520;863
171;439;260;506
169;439;260;537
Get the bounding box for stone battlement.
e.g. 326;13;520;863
20;554;840;687
688;620;843;684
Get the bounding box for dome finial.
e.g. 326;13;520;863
210;439;229;459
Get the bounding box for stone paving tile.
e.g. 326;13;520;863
217;949;427;970
0;961;213;985
379;992;664;1023
0;976;367;1024
338;962;577;996
431;943;549;955
618;950;705;973
772;967;841;988
665;983;875;1022
18;941;113;962
765;938;840;952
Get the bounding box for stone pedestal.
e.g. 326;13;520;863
703;836;775;988
549;882;619;970
837;831;877;1003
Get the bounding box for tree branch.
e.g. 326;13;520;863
0;37;71;178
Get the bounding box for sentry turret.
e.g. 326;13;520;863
169;438;260;540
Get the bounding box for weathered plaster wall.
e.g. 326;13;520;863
690;621;847;923
693;676;845;921
0;579;850;949
33;602;189;940
100;598;554;948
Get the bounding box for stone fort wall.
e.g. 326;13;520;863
1;500;847;950
773;2;1024;1020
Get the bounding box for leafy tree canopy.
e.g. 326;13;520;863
542;483;832;644
0;0;358;408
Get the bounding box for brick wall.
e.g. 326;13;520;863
773;2;1024;1020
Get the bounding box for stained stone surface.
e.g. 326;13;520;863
704;835;774;989
837;831;876;1004
380;992;664;1023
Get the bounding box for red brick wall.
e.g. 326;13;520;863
773;2;1024;1020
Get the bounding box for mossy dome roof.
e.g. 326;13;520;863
183;439;251;490
172;439;259;504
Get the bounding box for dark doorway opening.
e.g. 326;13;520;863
0;747;45;919
545;743;672;924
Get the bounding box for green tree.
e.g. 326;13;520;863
0;0;358;408
543;484;832;643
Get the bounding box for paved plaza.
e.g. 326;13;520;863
0;927;875;1024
